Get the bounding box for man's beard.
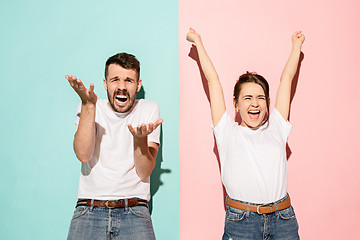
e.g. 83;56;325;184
107;89;136;113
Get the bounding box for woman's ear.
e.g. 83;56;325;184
233;98;239;112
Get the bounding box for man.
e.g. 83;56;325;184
66;53;162;240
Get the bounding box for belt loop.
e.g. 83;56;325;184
274;202;279;216
90;199;94;212
125;199;129;211
246;203;250;218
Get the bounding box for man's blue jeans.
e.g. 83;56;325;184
223;195;299;240
67;202;155;240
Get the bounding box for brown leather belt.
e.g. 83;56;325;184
76;199;148;208
226;196;291;214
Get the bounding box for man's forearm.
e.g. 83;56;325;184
74;103;96;163
133;137;157;181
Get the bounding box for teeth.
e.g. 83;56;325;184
116;95;127;100
248;110;260;114
116;95;128;103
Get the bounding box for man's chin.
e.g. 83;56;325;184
109;101;134;113
114;105;130;113
108;93;137;113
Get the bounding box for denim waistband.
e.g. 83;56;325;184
76;198;148;210
77;197;147;203
228;193;289;206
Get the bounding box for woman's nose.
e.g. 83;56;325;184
251;99;259;107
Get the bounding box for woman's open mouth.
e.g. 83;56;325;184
248;110;260;120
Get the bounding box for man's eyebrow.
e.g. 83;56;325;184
110;76;119;80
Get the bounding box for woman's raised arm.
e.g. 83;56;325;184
275;31;305;120
186;28;226;126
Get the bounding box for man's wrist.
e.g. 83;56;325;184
82;101;96;107
81;102;96;111
133;135;148;144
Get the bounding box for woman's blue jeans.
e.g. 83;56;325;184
223;195;299;240
67;203;155;240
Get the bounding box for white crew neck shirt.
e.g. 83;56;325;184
213;108;292;204
74;99;160;201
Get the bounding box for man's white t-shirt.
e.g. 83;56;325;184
74;99;160;201
213;108;292;204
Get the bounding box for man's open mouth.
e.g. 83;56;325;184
116;95;128;102
115;94;129;106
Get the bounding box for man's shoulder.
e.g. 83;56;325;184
75;99;107;113
136;99;159;109
96;99;109;107
132;99;160;119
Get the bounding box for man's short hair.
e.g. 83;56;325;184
105;52;140;80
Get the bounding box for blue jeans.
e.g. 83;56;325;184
67;202;155;240
223;195;299;240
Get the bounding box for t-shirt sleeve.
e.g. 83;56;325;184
74;102;82;132
212;111;233;156
74;102;99;135
147;103;161;144
270;108;292;142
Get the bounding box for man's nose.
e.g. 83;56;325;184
116;80;126;90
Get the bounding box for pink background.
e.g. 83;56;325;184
179;0;360;239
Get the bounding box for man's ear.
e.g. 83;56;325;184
103;78;107;91
137;79;143;92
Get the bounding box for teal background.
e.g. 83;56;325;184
0;0;178;239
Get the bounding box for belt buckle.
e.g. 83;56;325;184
257;204;274;214
104;200;116;208
256;204;268;214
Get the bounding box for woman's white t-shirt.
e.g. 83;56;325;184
213;108;292;204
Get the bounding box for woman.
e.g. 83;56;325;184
186;28;305;239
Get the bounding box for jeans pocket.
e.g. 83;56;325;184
225;207;247;222
72;206;89;220
129;206;152;221
278;206;296;220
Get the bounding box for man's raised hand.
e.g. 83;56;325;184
128;119;163;139
66;75;97;105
